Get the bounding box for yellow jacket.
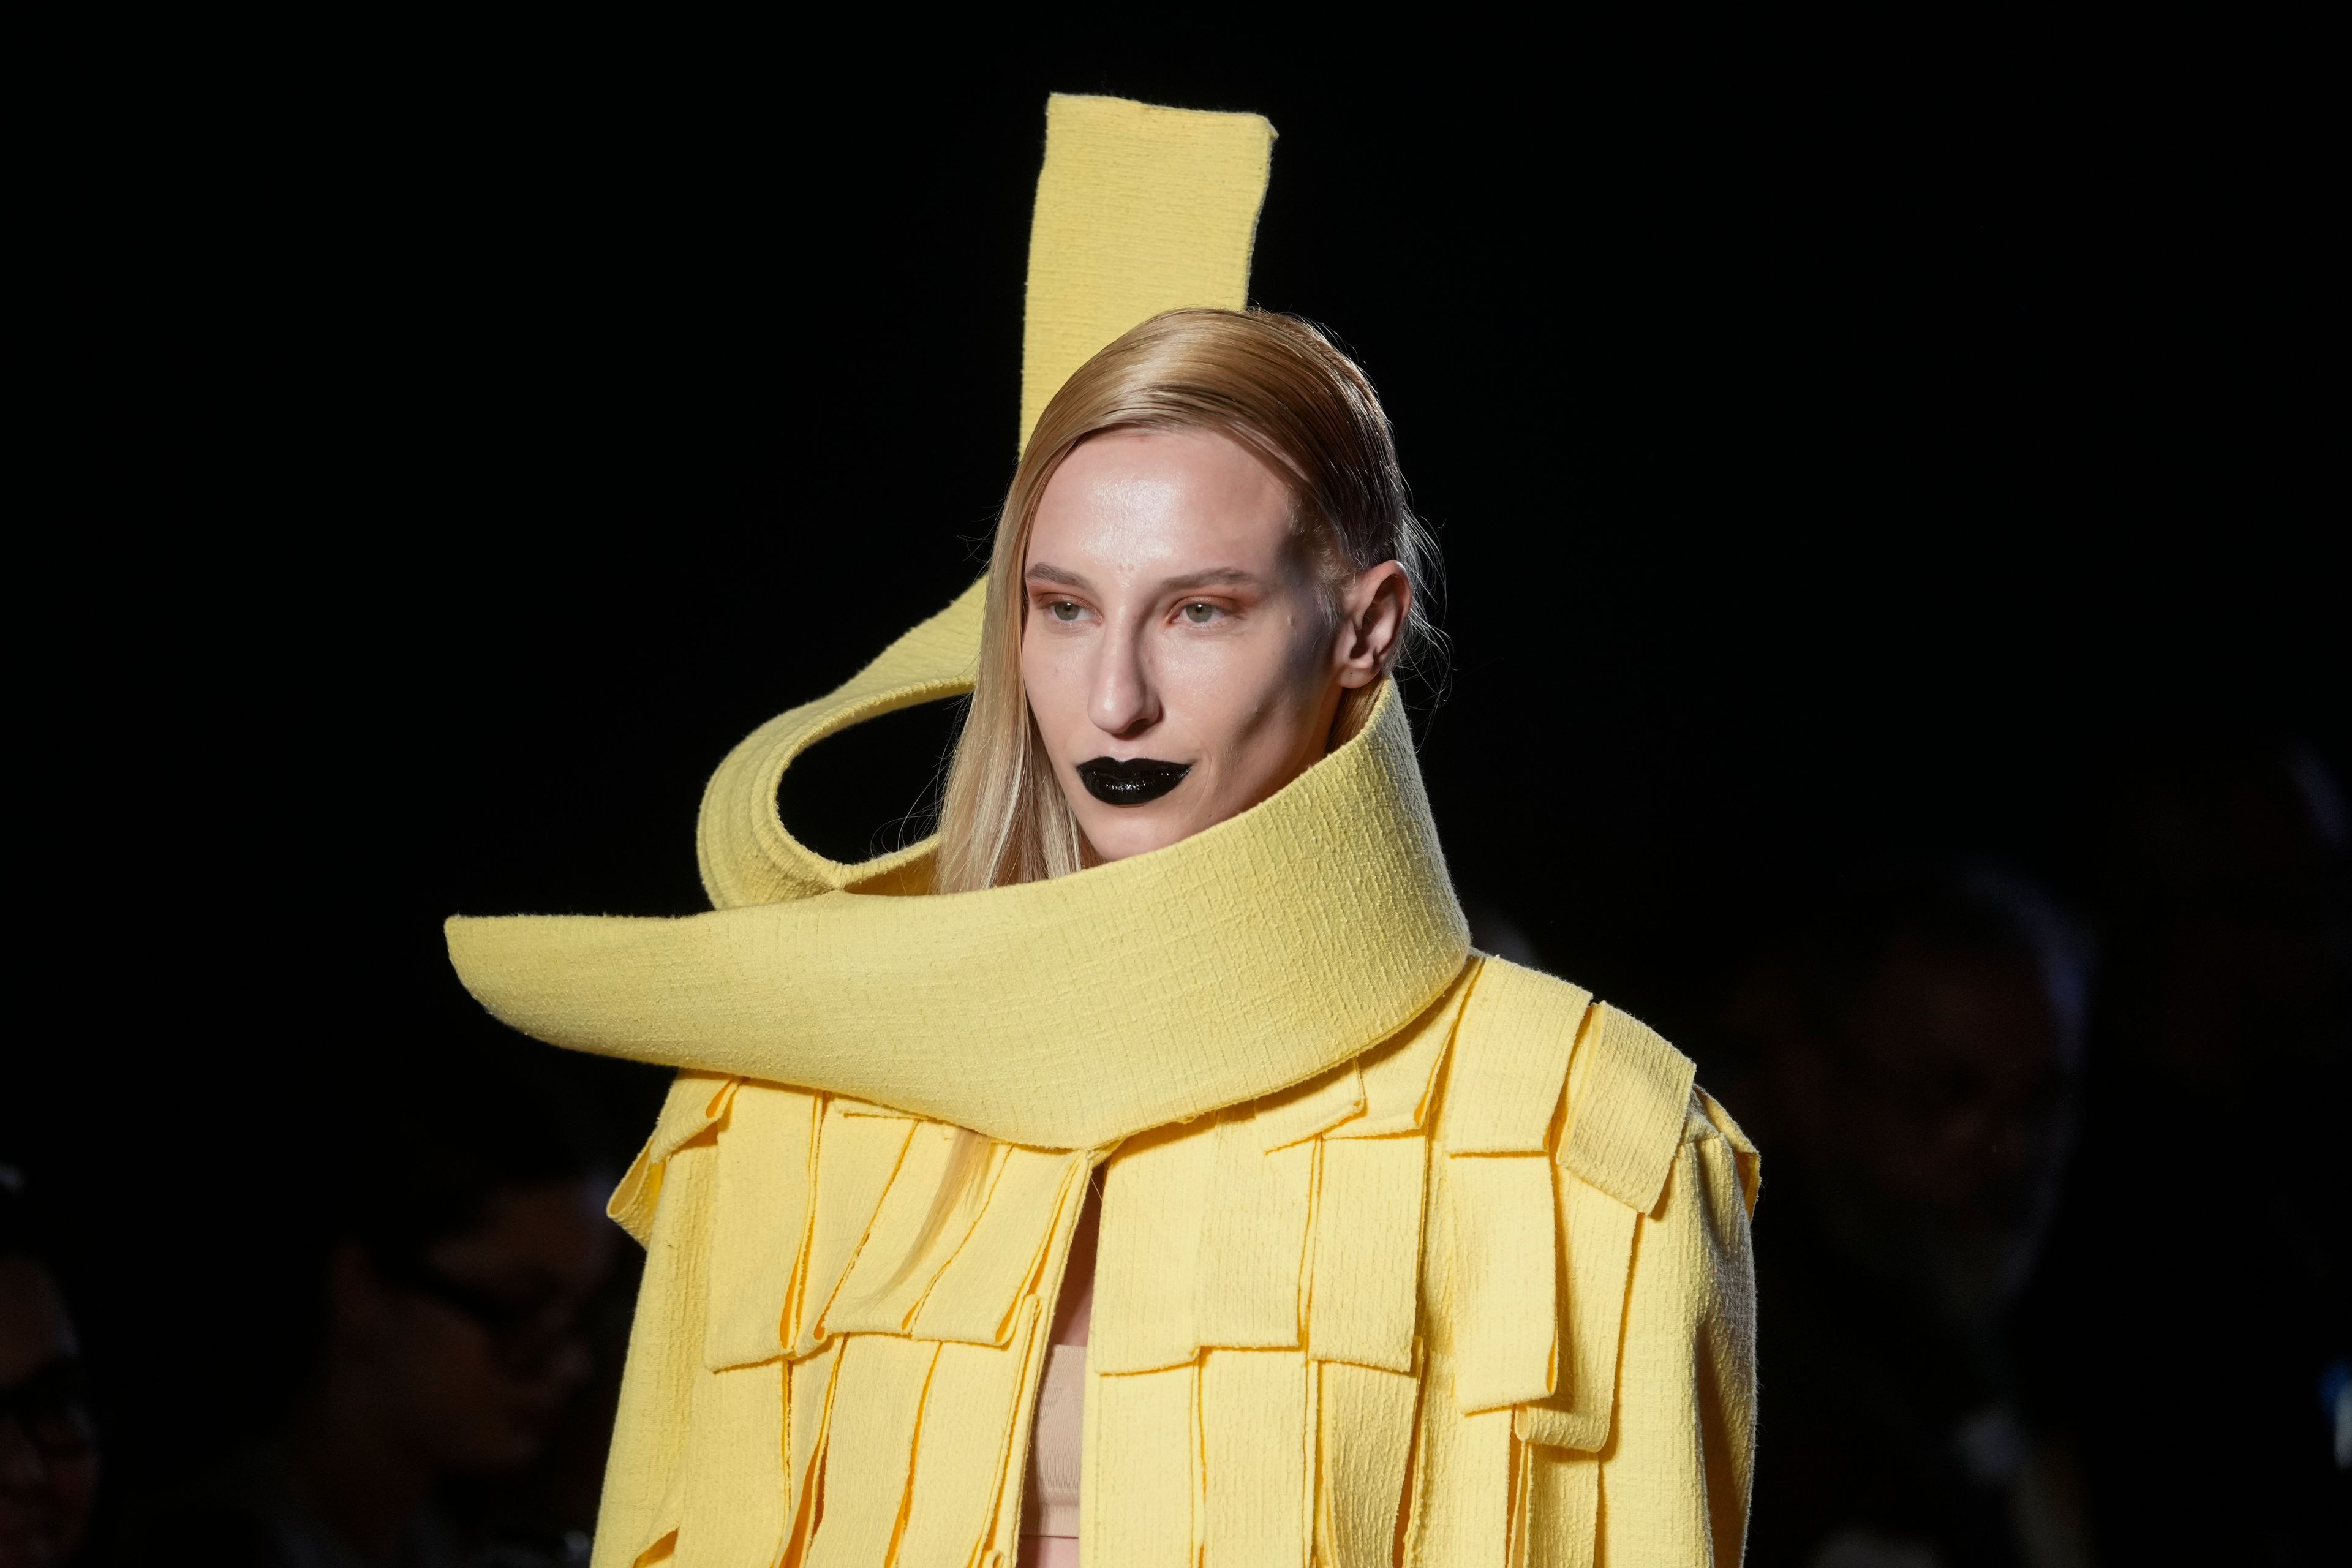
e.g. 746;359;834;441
445;95;1759;1568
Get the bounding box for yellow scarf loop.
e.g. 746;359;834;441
445;581;1471;1150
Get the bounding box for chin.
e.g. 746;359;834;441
1080;807;1196;864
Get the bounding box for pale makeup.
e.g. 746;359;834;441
1020;427;1409;864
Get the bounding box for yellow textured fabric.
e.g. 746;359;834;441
447;666;1464;1152
1019;94;1274;448
1089;1121;1215;1376
1443;965;1591;1155
1193;1115;1316;1349
895;1303;1041;1567
1317;1360;1420;1565
1200;1349;1313;1563
1512;1170;1638;1453
451;92;1756;1568
673;1360;786;1568
703;1085;815;1370
1559;1005;1699;1213
1306;1136;1427;1375
1447;1155;1559;1413
566;961;1754;1568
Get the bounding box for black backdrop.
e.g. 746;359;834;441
15;23;2341;1548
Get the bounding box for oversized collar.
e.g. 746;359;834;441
445;581;1470;1150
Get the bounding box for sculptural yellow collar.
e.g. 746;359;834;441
445;580;1470;1150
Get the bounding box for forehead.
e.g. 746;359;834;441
1028;428;1297;571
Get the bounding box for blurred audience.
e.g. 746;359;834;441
2023;739;2350;1564
129;1052;619;1568
1722;863;2094;1568
1;1167;99;1568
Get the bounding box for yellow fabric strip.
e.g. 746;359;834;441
695;581;987;909
1558;1006;1697;1215
1090;1119;1216;1374
824;1122;973;1336
590;1137;715;1568
1019;94;1274;448
1256;1059;1366;1152
910;1145;1088;1347
783;1341;839;1565
894;1301;1041;1568
1193;1114;1314;1351
790;1102;914;1355
447;679;1471;1152
1315;1359;1419;1568
1447;1155;1558;1414
1200;1349;1311;1566
704;1084;818;1370
1512;1167;1638;1453
609;1071;736;1243
672;1360;786;1568
1519;1447;1599;1568
1593;1125;1755;1567
1083;1363;1199;1568
802;1334;941;1568
1330;964;1473;1140
1699;1087;1762;1218
1405;1365;1513;1568
1305;1136;1427;1374
1442;962;1592;1156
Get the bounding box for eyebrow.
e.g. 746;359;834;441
1159;567;1264;592
1022;564;1266;594
1025;564;1270;587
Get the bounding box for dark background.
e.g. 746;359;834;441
13;22;2342;1564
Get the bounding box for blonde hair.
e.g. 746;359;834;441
882;311;1438;1287
932;307;1438;896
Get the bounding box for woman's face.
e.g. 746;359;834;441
1021;428;1408;864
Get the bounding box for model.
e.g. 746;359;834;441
448;93;1758;1568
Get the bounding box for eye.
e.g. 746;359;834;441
1044;600;1087;624
1180;601;1224;625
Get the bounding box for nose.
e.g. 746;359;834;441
1088;621;1161;740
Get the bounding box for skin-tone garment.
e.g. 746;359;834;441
1017;1179;1097;1568
443;95;1761;1566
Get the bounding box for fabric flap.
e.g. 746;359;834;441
1439;962;1591;1155
1556;1006;1697;1216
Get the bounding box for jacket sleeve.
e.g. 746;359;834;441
1596;1095;1760;1567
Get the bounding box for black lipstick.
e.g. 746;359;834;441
1075;756;1193;807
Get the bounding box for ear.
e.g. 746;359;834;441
1333;561;1412;689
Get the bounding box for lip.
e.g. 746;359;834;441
1074;756;1193;807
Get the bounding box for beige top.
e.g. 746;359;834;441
1022;1343;1087;1542
1019;1176;1099;1566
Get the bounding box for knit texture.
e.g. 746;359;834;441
446;669;1471;1150
1019;94;1274;450
569;971;1758;1568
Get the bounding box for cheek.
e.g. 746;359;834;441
1020;635;1084;741
1163;624;1322;737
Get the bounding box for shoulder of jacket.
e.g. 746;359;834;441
1455;956;1697;1216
